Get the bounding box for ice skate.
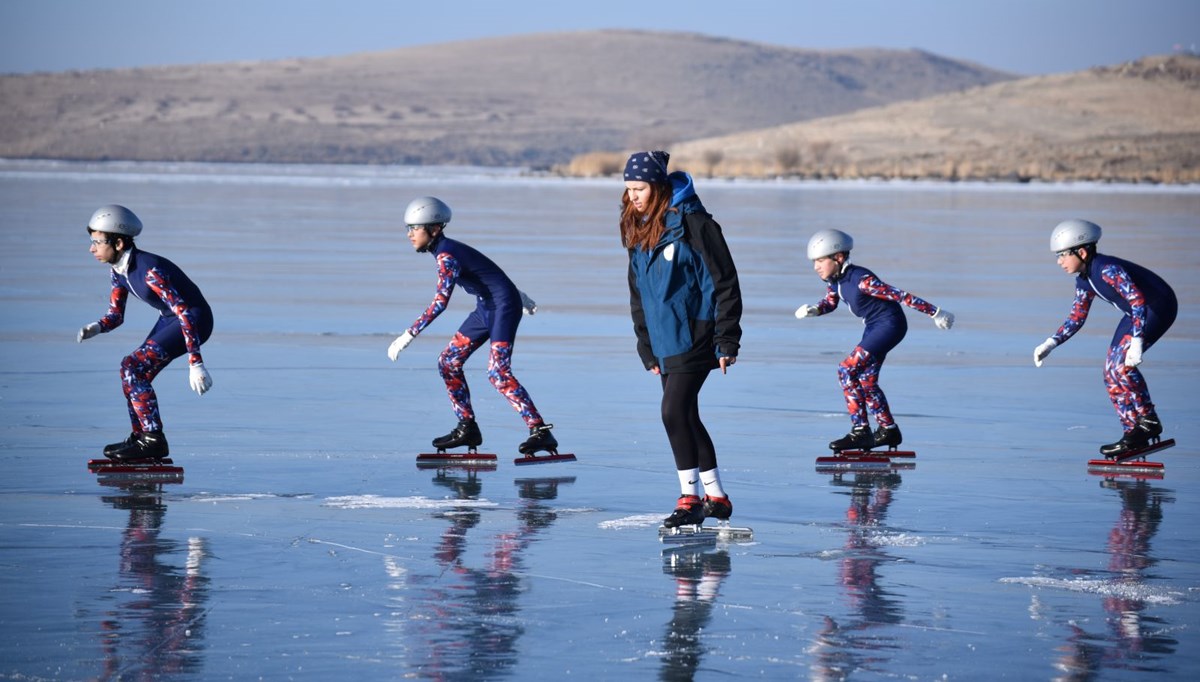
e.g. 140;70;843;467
1099;415;1160;459
104;432;140;458
108;431;169;462
518;423;558;455
662;494;705;528
702;495;733;521
871;424;903;451
829;426;873;453
513;424;575;465
432;419;483;454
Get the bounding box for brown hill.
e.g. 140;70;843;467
0;30;1011;167
656;54;1200;183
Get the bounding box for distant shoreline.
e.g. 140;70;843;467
5;157;1197;192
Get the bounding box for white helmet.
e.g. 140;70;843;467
404;196;452;227
807;229;853;260
87;204;142;237
1050;219;1101;252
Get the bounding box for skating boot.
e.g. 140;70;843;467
432;419;483;453
109;431;169;461
702;495;733;521
104;432;140;459
872;424;903;451
829;425;873;453
518;423;558;455
662;494;705;528
1099;429;1152;459
1137;413;1163;440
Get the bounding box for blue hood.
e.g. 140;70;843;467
658;172;702;248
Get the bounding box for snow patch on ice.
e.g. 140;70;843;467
599;513;663;530
186;492;315;503
323;494;498;510
999;576;1183;605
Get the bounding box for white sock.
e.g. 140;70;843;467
677;468;701;497
700;468;726;499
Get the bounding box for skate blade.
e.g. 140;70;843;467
834;449;916;458
658;522;754;545
1087;459;1166;476
91;459;184;483
513;453;576;466
90;457;173;469
417;452;497;465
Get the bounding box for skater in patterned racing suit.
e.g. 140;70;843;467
387;196;558;456
77;205;214;462
622;151;743;529
1034;219;1177;458
796;229;954;453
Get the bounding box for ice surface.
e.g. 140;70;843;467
1;160;1198;679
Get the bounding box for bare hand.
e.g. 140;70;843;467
719;356;736;374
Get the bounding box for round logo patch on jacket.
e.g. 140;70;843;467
664;243;675;262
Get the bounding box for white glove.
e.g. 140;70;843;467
189;362;213;396
387;331;415;361
794;305;820;319
520;290;537;315
932;308;955;330
1033;337;1058;367
77;322;101;343
1125;336;1143;367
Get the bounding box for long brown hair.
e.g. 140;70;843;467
619;181;675;251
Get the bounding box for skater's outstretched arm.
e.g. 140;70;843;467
408;253;461;336
858;273;953;329
796;282;839;318
1034;285;1094;367
145;266;213;395
98;270;130;332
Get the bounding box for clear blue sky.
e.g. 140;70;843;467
1;0;1196;76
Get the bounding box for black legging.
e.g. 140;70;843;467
660;371;717;472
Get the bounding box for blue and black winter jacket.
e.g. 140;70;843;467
627;172;742;374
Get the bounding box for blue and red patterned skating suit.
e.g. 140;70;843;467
1050;253;1176;433
96;249;213;434
407;234;544;427
813;262;940;429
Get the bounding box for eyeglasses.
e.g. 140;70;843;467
89;238;112;246
1055;249;1075;260
406;224;427;234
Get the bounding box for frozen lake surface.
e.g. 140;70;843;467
1;160;1198;679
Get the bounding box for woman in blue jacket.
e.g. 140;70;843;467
622;151;743;528
1033;219;1177;457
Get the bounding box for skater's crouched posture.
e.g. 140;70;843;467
77;205;214;461
1034;219;1177;457
796;229;953;452
622;151;743;528
387;196;557;455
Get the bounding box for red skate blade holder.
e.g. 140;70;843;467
513;452;577;466
1087;438;1175;473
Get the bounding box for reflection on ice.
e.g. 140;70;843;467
1005;480;1181;677
97;484;209;680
